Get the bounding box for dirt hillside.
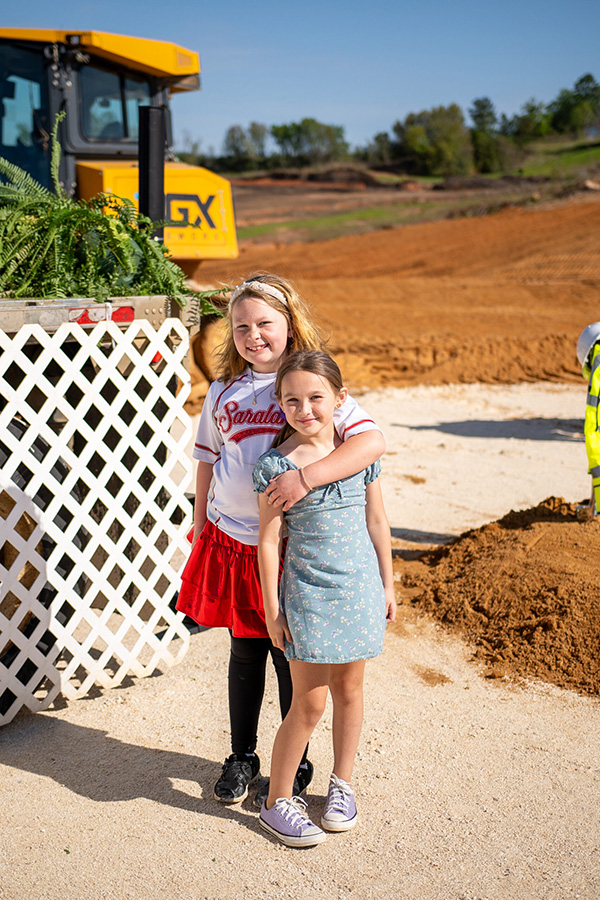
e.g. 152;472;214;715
195;197;600;393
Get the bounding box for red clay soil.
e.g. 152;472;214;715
397;498;600;697
195;197;600;394
192;197;600;697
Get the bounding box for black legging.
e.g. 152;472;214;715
228;633;308;765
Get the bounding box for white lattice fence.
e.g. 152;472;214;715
0;317;193;725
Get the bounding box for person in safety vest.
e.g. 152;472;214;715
576;321;600;517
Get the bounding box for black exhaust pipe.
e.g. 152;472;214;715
138;106;166;241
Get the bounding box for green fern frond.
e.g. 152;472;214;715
0;230;47;294
0;157;54;202
50;111;69;203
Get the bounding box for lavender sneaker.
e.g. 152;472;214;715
260;796;326;847
321;774;357;832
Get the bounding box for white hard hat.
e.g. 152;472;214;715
577;322;600;377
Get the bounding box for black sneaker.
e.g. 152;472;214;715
253;759;314;809
213;753;260;803
294;759;314;795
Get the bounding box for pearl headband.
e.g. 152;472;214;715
229;280;288;308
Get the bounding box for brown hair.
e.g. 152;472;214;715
272;350;344;447
214;273;325;384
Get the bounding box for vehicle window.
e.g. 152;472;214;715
0;43;50;187
80;66;124;139
124;77;150;141
2;75;42;147
80;65;150;141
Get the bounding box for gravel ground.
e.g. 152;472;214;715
2;382;599;900
2;623;599;900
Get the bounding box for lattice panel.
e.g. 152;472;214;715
0;318;193;725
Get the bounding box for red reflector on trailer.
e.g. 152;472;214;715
69;308;106;324
112;307;135;323
68;306;134;325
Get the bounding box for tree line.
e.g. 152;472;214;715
179;74;600;177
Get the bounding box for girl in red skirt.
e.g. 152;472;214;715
177;273;384;804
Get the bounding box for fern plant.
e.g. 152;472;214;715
0;111;224;316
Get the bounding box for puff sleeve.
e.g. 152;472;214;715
253;450;293;493
364;460;382;484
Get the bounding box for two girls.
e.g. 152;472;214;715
177;274;385;804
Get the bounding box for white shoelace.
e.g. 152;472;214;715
274;795;312;830
327;776;354;813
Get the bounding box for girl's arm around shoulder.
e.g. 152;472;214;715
303;427;385;493
365;479;396;623
265;394;385;511
257;494;292;650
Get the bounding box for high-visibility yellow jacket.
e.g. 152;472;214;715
584;343;600;510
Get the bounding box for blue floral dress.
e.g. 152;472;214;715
253;450;386;664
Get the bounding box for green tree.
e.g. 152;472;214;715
270;118;349;166
393;104;473;176
468;97;500;173
364;131;393;165
548;89;577;134
392;120;434;173
222;125;250;170
469;97;497;133
270;122;303;164
247;122;268;162
509;99;552;146
471;131;500;173
549;74;600;135
498;112;516;137
573;73;600;109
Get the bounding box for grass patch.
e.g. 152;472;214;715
518;138;600;177
370;172;443;187
238;203;444;242
236;195;528;243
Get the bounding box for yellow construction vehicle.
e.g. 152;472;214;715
0;28;238;277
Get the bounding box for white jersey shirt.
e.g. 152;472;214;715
193;368;380;545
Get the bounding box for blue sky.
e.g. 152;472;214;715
5;0;600;154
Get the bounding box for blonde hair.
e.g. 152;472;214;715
215;273;325;383
272;350;344;448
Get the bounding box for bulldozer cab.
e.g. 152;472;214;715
0;29;237;261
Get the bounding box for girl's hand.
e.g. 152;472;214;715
265;469;308;510
385;587;397;623
266;611;293;651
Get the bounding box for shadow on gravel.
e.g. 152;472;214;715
396;417;583;442
391;527;455;550
0;715;262;827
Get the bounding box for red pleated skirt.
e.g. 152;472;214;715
177;520;275;639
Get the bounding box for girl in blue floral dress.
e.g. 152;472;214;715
253;350;396;848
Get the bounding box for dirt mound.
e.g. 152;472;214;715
231;165;380;190
397;497;600;696
433;174;550;191
304;165;380;187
